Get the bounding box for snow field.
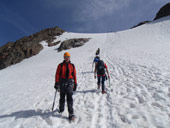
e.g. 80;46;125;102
0;16;170;128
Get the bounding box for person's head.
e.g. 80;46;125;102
94;56;100;63
64;52;70;62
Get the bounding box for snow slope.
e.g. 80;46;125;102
0;16;170;128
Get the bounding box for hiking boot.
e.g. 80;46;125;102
98;85;100;90
102;90;107;94
58;109;64;113
69;114;75;121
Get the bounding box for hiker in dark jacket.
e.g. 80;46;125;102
94;59;110;94
96;48;100;55
54;52;77;120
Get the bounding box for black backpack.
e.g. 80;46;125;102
96;60;105;75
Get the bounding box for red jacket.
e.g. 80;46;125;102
55;61;77;84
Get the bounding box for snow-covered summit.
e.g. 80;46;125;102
0;16;170;128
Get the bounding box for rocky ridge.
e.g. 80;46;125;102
0;26;64;70
132;2;170;28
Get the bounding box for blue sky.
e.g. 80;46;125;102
0;0;169;46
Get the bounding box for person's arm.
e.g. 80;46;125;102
73;65;77;84
92;58;95;67
94;64;97;79
73;65;77;91
55;64;61;83
106;68;110;79
105;63;110;79
54;64;61;90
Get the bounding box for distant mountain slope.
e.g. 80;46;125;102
0;26;64;70
1;2;170;70
132;2;170;28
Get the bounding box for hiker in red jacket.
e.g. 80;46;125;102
54;52;77;120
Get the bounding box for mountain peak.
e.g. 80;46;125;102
0;26;64;70
154;2;170;20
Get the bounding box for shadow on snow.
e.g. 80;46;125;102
0;108;67;120
75;89;96;94
81;71;93;74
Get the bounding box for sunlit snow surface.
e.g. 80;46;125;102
0;16;170;128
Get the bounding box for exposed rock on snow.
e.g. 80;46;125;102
154;3;170;20
58;38;90;52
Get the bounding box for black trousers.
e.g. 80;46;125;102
59;80;74;115
97;75;106;91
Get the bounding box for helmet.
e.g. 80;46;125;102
64;52;70;57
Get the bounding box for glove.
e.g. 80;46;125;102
54;82;60;91
94;74;96;79
73;83;77;91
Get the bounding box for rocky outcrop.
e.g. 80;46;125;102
48;41;61;47
0;26;64;70
154;3;170;20
58;38;90;52
132;3;170;28
131;21;150;28
0;42;43;69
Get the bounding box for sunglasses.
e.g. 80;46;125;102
64;56;70;58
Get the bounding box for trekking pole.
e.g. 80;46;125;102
109;77;111;87
52;90;57;111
